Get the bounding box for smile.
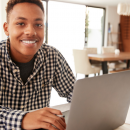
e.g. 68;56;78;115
21;40;37;44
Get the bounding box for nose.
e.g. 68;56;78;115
24;24;36;36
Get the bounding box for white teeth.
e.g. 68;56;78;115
22;41;36;44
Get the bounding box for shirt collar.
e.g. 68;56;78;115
5;38;12;61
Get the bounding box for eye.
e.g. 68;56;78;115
36;24;43;28
17;23;25;26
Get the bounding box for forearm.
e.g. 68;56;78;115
0;105;28;130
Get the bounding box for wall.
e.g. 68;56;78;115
108;6;119;33
106;6;120;47
0;0;9;41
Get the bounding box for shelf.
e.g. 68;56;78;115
112;42;122;44
108;32;120;34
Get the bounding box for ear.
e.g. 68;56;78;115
3;22;9;36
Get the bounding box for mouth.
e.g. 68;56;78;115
21;40;38;44
20;39;38;48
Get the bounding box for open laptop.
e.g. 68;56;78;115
66;70;130;130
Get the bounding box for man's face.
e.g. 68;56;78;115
3;2;44;62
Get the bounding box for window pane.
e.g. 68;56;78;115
85;7;105;53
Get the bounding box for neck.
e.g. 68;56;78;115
10;52;34;63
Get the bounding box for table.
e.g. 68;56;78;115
115;124;130;130
88;52;130;74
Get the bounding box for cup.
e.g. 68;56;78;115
115;49;120;55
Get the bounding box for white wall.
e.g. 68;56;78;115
0;0;9;41
106;6;120;47
108;6;119;33
104;6;120;47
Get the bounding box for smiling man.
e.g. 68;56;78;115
0;0;75;130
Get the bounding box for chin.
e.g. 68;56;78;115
22;52;36;57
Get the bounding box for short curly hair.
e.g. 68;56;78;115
6;0;44;22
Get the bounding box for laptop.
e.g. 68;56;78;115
66;71;130;130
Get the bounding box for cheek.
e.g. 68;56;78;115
9;27;22;38
37;30;44;40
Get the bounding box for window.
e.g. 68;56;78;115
85;6;105;53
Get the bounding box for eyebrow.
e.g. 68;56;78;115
15;17;43;21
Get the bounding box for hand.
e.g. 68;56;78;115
21;107;66;130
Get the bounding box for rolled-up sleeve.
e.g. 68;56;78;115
53;50;76;102
0;105;28;130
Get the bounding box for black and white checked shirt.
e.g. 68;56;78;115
0;39;75;130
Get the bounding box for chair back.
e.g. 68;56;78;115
73;49;92;74
102;46;115;54
84;47;97;54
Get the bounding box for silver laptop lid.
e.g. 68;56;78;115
67;71;130;130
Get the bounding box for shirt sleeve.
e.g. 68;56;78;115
53;50;76;102
0;105;28;130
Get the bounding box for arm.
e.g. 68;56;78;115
0;105;28;130
0;105;66;130
53;50;76;102
22;107;66;130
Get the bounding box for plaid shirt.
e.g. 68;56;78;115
0;39;75;130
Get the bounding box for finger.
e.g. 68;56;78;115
57;115;66;122
41;108;66;128
51;117;66;130
40;108;66;129
39;122;58;130
45;113;66;129
61;117;65;122
40;115;66;130
44;107;62;115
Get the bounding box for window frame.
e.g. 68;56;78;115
42;0;48;44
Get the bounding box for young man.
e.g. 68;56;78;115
0;0;75;129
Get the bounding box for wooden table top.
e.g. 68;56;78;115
88;52;130;62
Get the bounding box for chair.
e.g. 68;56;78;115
84;47;97;54
102;46;115;54
102;46;127;70
73;49;101;78
84;47;101;67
